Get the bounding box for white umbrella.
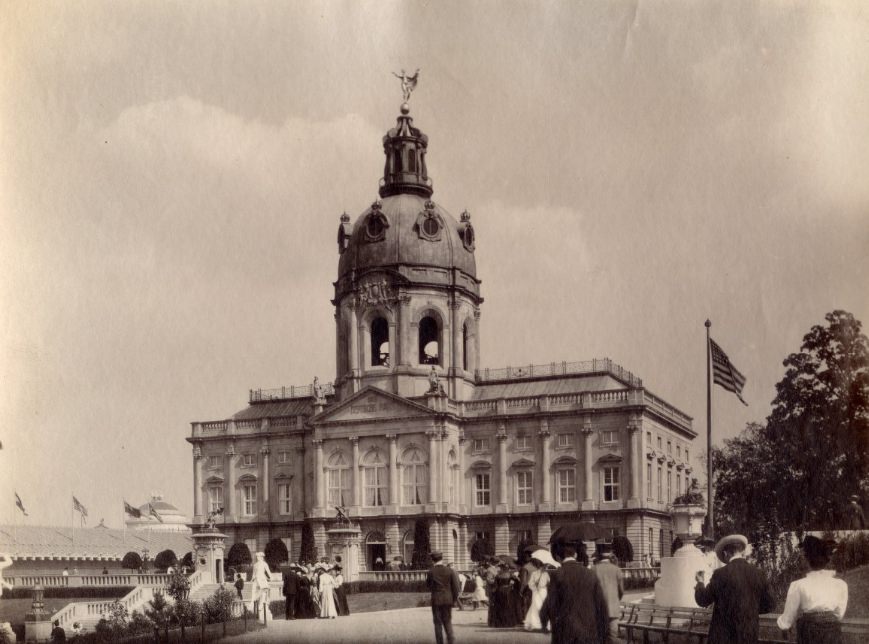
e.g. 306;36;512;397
530;549;561;568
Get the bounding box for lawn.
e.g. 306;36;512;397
347;592;429;613
841;564;869;618
0;598;76;626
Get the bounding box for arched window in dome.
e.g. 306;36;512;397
370;317;390;367
418;316;440;365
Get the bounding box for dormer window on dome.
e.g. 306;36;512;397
337;212;352;254
415;200;443;241
364;201;389;242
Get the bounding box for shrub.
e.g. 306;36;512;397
127;609;153;634
154;549;178;571
173;598;204;626
165;568;191;601
613;536;634;563
411;517;431;570
144;591;172;628
832;532;869;572
264;538;289;570
226;542;253;570
122;551;142;571
301;522;316;563
203;586;235;623
2;586;134;599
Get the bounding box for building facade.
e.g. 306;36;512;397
187;100;696;570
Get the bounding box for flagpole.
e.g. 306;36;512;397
705;319;714;540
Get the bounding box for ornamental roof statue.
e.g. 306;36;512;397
392;68;419;105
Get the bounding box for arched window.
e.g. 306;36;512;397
401;447;428;505
462;322;469;371
326;451;351;507
419;316;440;365
371;317;389;366
401;530;414;564
362;450;387;507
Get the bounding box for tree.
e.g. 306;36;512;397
470;536;494;563
121;551;142;572
180;551;194;570
712;311;869;534
154;549;177;571
225;542;252;570
264;538;289;569
410;517;431;570
612;536;634;564
300;522;316;563
165;568;191;602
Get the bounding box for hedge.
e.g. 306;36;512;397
1;586;135;600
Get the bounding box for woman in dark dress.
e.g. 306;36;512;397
491;565;522;627
295;569;318;618
333;565;350;616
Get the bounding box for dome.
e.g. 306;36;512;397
337;193;477;284
335;108;479;301
127;495;191;533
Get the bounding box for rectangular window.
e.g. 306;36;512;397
277;451;291;464
402;464;428;506
328;469;351;507
242;453;255;467
516;471;533;505
243;483;257;515
474;473;491;506
278;482;292;515
676;445;681;459
557;433;573;448
676;474;682;498
206;455;221;468
646;463;653;499
515;435;530;450
557;468;576;503
208;486;223;513
472;438;489;453
601;430;618;445
364;466;387;507
685;448;689;462
649;528;654;558
667;440;672;454
657;436;662;449
646;431;652;444
603;467;620;502
657;466;663;502
517;529;533;544
667;469;672;503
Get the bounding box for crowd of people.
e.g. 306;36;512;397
278;558;350;620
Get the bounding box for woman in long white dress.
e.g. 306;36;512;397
318;567;338;618
523;558;550;631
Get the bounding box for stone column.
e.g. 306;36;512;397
473;309;482;374
458;435;466;510
497;424;508;511
348;303;359;384
539;420;551;508
628;419;643;508
449;300;461;389
387;434;399;507
261;442;270;518
427;430;439;505
193;445;203;521
225;442;236;520
582;417;595;510
398;295;411;367
313;439;324;510
439;429;449;508
350;436;361;510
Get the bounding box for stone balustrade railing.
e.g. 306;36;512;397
475;358;643;387
9;573;173;588
52;585;157;629
356;570;429;582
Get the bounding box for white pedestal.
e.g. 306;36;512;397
654;544;706;607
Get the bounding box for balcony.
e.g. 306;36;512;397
475;358;642;387
249;381;335;403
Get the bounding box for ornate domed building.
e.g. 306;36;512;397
125;494;191;533
187;92;696;574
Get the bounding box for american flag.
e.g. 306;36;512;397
710;339;748;406
73;495;88;523
124;500;142;518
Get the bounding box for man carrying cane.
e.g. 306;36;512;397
427;550;462;644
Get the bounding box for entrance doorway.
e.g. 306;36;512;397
366;531;386;570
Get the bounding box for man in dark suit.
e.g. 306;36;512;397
282;564;300;619
694;534;774;644
547;543;609;644
427;551;462;644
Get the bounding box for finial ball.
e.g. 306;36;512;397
400;103;410;115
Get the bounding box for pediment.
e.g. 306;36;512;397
312;386;436;424
598;452;623;463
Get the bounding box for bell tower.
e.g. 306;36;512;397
332;79;482;402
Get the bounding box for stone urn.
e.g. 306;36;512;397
671;503;707;551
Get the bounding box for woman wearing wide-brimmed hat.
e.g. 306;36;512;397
777;536;848;644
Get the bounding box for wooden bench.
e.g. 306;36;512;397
619;604;869;644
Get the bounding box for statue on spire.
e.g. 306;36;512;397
393;68;420;104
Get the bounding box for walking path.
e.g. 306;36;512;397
221;591;652;643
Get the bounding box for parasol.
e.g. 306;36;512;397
529;549;561;568
548;521;606;544
494;554;518;568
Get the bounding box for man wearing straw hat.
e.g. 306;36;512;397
694;534;774;644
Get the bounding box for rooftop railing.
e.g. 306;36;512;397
475;358;643;387
249;382;335;403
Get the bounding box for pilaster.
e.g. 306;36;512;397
581;416;596;511
538;420;551;511
496;424;508;513
225;442;236;521
387;434;399;510
192;444;203;522
350;436;361;512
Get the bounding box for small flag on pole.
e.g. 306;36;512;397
148;503;163;523
15;492;28;516
73;496;88;523
124;501;142;518
710;338;748;406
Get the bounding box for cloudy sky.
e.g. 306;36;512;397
1;1;867;527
